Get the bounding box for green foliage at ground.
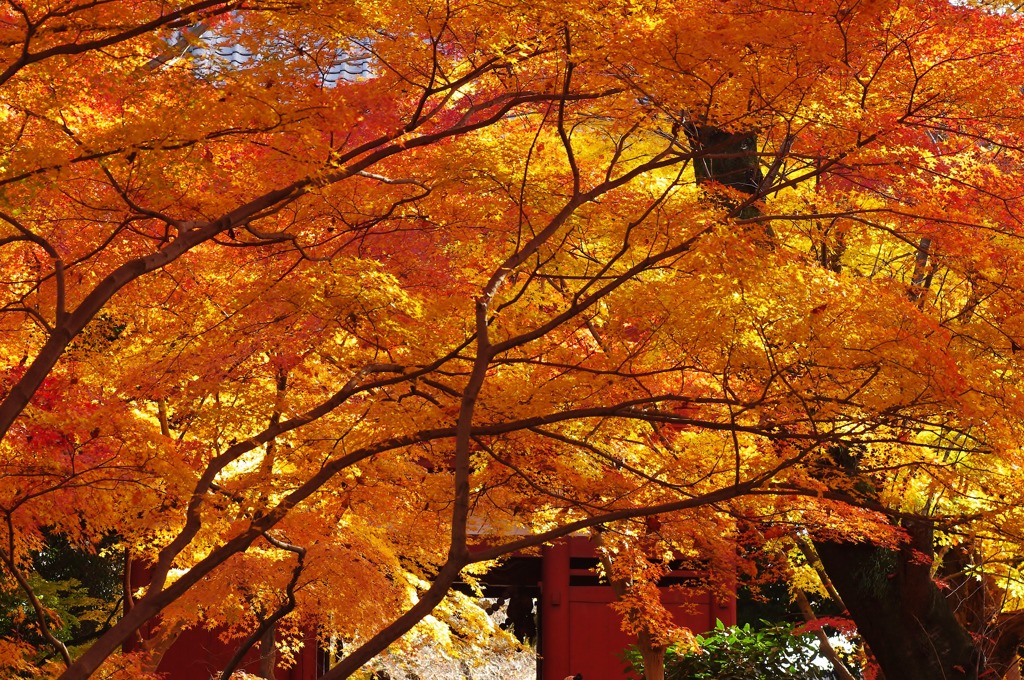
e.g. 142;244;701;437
627;620;857;680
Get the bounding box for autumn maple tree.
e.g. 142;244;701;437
2;0;1024;679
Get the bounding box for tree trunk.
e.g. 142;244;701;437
815;520;979;680
592;535;667;680
792;588;857;680
258;625;277;679
637;629;665;680
687;127;763;198
685;124;770;231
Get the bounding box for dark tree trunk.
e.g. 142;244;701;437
815;520;980;680
258;625;277;679
687;127;763;197
988;614;1024;679
938;544;1024;679
685;124;770;229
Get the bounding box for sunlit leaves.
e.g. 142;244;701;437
3;0;1024;677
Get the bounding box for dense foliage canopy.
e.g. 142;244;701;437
2;0;1024;678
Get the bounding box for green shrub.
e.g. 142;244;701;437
626;620;849;680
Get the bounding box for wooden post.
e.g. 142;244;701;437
541;541;571;680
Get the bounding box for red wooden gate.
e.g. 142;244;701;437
540;537;736;680
151;537;734;679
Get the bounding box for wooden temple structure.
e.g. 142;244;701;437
152;536;735;679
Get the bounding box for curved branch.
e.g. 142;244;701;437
219;533;307;680
0;514;72;668
0;1;237;87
